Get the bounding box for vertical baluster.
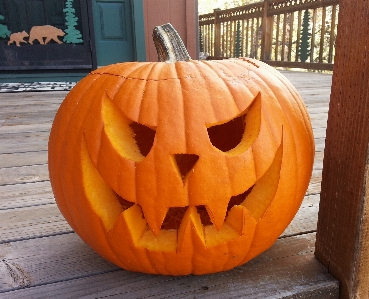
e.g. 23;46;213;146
214;9;221;57
225;21;229;57
255;16;260;59
275;14;280;60
295;10;302;62
310;8;317;62
281;13;287;61
242;19;246;57
231;20;236;57
250;17;255;58
220;22;224;57
246;18;250;57
319;6;327;63
288;12;294;62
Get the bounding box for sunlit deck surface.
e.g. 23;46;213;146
0;70;338;298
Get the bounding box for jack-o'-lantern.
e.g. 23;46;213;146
48;24;314;275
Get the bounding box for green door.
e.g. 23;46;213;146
92;0;134;66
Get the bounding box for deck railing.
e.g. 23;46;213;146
199;0;339;71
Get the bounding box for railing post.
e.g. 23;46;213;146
214;8;221;57
315;1;369;298
261;0;272;61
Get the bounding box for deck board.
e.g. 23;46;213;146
0;135;48;154
0;151;48;168
0;70;338;298
0;164;49;186
0;181;54;210
0;233;338;299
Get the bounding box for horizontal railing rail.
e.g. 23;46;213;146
199;0;339;71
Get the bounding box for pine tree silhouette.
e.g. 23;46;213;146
63;0;83;44
0;15;11;39
298;10;311;62
234;20;242;58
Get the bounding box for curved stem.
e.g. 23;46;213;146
152;23;191;62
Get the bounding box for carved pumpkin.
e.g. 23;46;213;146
48;26;314;275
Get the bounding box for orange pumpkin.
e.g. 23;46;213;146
48;56;314;275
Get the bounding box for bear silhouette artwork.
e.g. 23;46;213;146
28;25;65;45
7;31;29;46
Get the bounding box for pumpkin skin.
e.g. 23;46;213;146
48;58;314;275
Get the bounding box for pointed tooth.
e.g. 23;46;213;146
121;204;148;244
177;206;205;252
205;201;229;231
140;202;168;236
204;206;257;248
226;205;255;235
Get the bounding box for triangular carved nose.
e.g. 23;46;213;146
174;154;199;182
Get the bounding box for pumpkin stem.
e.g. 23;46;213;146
153;23;191;62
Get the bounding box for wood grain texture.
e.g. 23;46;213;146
0;181;54;210
0;131;49;154
0;71;337;298
315;1;369;298
0;233;338;299
0;203;72;244
0;151;47;168
0;164;49;186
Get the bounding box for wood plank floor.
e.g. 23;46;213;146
0;71;338;298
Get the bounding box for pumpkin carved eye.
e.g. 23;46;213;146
129;122;156;157
207;114;246;152
207;92;261;154
102;94;156;162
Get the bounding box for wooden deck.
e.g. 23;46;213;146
0;71;338;298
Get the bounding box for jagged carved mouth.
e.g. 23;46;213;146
116;185;255;230
116;186;254;230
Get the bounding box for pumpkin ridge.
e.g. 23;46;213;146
93;71;182;82
100;93;147;162
113;76;150;124
265;65;315;159
175;61;219;129
91;62;151;77
90;63;123;75
49;74;100;231
58;78;113;234
243;70;285;179
251;94;283;179
239;58;260;68
202;60;257;116
202;59;254;80
93;60;188;81
253;66;313;195
242;135;283;220
137;63;168;125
